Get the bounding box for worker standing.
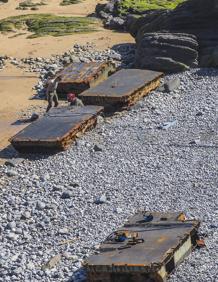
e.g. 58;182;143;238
46;76;62;112
67;93;84;107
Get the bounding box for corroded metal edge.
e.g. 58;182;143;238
57;62;116;84
80;75;162;109
56;62;116;96
10;107;103;153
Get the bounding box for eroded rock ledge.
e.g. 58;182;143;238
128;0;218;72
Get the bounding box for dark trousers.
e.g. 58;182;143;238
46;91;59;112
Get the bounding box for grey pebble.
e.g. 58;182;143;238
36;201;46;210
61;191;73;199
6;169;18;177
94;194;107;204
58;228;69;235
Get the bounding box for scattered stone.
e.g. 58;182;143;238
27;261;35;270
15;228;23;234
69;182;79;188
53;185;64;192
29;112;39;122
157;84;165;92
189;139;201;145
61;191;73;199
6;221;16;230
62;252;79;262
32;174;39;180
97;115;104;124
36;201;46;210
10;254;19;262
131;101;145;110
113;207;122;214
70;55;81;63
94;194;107;204
158;120;177;130
42;254;62;270
40;173;50;182
164;78;181;93
93;144;103;152
7;233;18;241
21;211;31;220
5;158;24;167
196;111;203;117
58;228;69;235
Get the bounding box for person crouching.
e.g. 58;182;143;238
67;93;84;107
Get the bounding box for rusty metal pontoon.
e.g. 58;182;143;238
56;62;116;98
79;69;163;109
85;211;200;282
10;106;103;153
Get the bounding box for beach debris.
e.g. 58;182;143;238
42;254;62;270
85;211;201;282
10;106;103;153
158;120;177;130
164;77;181;92
79;69;163;110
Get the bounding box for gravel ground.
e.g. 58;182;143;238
0;68;217;281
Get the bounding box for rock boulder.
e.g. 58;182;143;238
135;33;199;72
130;0;218;71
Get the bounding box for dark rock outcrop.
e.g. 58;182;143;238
130;0;218;71
96;1;126;30
135;33;199;72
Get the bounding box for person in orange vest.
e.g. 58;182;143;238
67;93;84;107
46;76;62;112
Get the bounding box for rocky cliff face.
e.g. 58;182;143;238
130;0;218;72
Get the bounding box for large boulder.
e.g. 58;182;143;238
130;0;218;71
95;0;126;30
135;33;199;72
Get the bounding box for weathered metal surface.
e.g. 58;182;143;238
56;62;116;97
10;106;103;153
79;69;163;109
85;211;200;282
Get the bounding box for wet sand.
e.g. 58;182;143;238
0;64;46;154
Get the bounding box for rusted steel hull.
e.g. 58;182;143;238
79;69;163;109
85;211;200;282
56;62;116;98
10;106;103;153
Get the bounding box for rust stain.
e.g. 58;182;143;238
157;236;167;244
